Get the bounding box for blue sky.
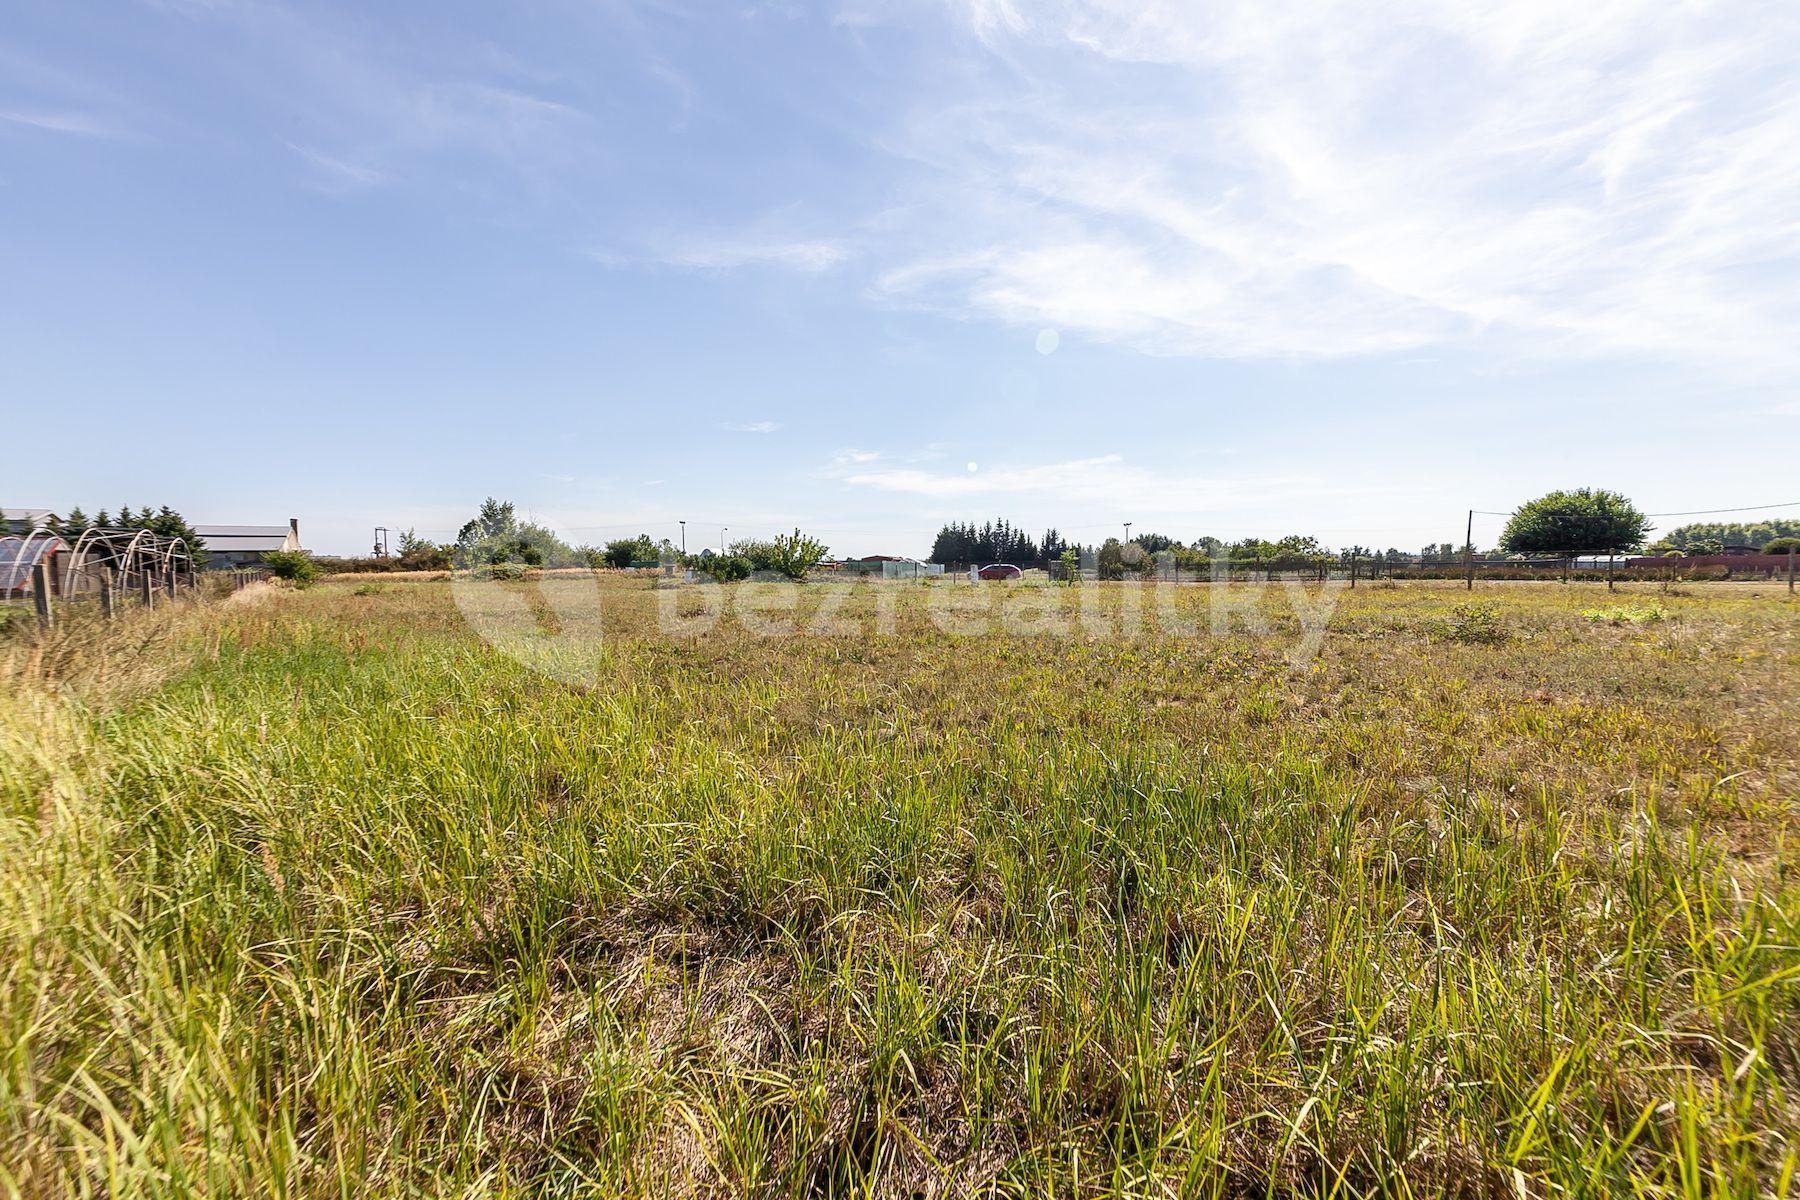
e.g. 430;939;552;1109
4;0;1797;557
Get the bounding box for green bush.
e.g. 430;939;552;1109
1442;602;1507;644
263;550;321;587
728;529;829;579
697;554;752;582
603;536;659;569
1583;604;1667;626
1762;537;1800;555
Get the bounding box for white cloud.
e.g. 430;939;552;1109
721;419;781;433
142;3;593;189
663;239;848;272
868;0;1800;371
288;143;384;193
829;450;1387;514
0;109;118;137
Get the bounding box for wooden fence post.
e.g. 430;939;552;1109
31;562;53;629
100;566;116;620
1790;546;1796;594
140;572;155;609
1464;509;1475;591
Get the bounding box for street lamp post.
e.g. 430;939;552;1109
679;520;686;556
721;527;728;554
1123;522;1132;545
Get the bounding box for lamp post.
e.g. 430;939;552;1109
721;527;728;554
679;520;686;555
1123;521;1132;545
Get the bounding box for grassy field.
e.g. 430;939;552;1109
2;576;1797;1198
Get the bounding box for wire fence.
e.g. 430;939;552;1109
928;551;1798;588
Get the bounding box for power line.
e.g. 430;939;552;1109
1474;500;1800;519
1644;500;1800;518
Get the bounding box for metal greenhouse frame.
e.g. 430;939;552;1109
62;526;196;601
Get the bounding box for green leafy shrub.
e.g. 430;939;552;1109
1442;602;1507;644
729;529;829;579
603;535;661;569
697;554;752;582
1582;604;1666;625
263;550;321;587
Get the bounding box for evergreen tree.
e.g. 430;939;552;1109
1134;532;1180;554
61;504;206;564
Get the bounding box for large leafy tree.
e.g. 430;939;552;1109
728;528;829;579
454;497;579;567
1500;489;1650;559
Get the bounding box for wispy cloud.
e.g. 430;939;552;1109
663;238;847;272
287;143;383;194
721;419;781;433
829;450;1387;514
138;2;594;192
0;109;119;137
866;0;1800;372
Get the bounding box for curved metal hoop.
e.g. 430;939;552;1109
62;526;195;597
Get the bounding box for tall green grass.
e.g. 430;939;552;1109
2;580;1796;1197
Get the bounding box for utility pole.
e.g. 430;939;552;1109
721;527;728;554
679;520;686;556
1123;521;1132;545
1464;509;1475;591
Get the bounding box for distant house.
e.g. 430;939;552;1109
1;508;55;534
193;519;303;568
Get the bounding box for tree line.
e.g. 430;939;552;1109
927;521;1071;565
926;491;1705;570
1648;519;1800;554
41;506;208;566
431;499;832;580
927;521;1421;568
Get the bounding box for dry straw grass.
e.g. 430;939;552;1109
1;577;1796;1198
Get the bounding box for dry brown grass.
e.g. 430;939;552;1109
1;575;1796;1197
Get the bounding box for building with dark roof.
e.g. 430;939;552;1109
193;519;303;568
